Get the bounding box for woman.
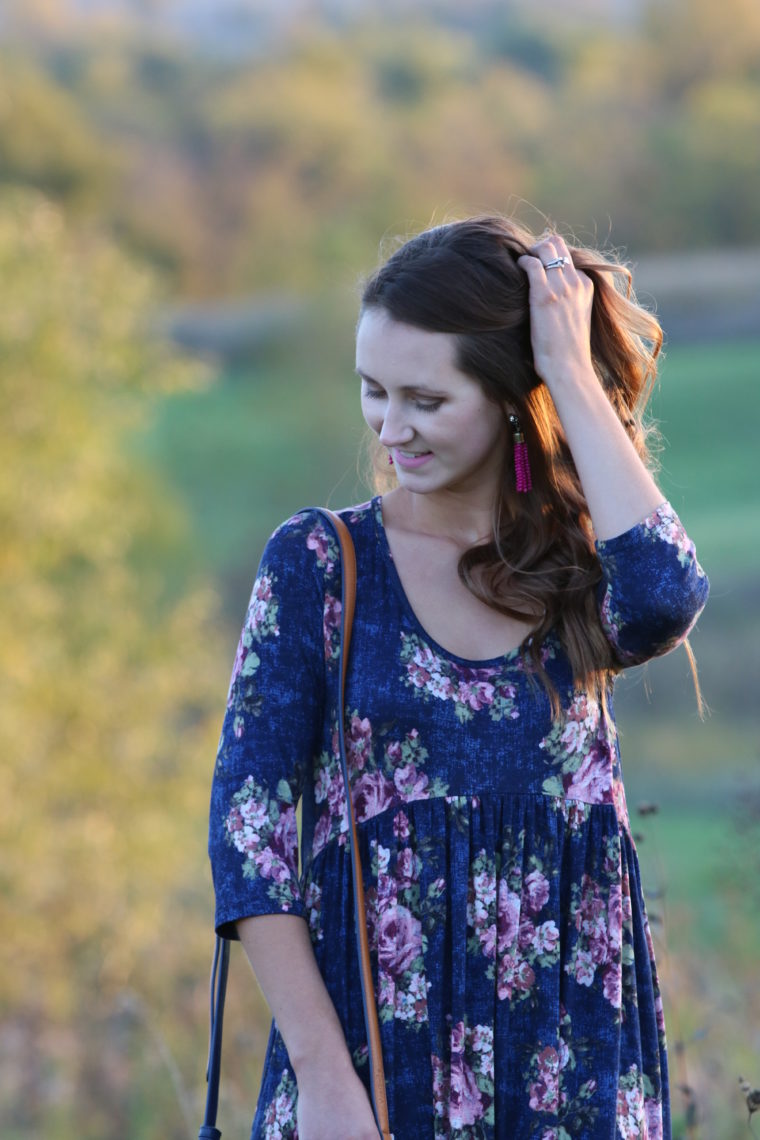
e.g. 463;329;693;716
209;216;709;1139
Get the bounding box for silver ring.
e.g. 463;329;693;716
543;256;570;270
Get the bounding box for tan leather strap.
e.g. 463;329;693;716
318;510;392;1140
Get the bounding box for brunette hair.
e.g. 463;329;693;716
360;215;670;714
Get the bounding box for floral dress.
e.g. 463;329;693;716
209;497;708;1140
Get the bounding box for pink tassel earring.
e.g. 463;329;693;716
510;414;532;492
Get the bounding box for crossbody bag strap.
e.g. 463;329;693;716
198;932;230;1140
200;508;391;1140
317;509;392;1140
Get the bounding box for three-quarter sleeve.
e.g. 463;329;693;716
595;501;709;667
209;511;328;938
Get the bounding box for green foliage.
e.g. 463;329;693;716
0;57;111;207
4;1;760;296
0;188;225;1134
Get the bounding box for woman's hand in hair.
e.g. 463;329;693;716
517;234;595;390
519;234;664;538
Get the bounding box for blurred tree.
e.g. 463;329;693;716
0;57;112;208
643;0;760;100
0;188;224;1136
5;2;760;300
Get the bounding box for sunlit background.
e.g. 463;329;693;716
1;1;759;1137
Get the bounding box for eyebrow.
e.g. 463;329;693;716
354;368;442;395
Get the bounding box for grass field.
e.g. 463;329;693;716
145;333;760;583
649;338;760;575
145;330;760;1138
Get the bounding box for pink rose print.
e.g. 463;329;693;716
366;835;435;1029
644;501;698;569
470;1024;495;1080
613;777;632;831
262;1068;298;1137
352;770;395;824
312;811;332;857
322;593;342;660
393;809;411;841
566;748;613;805
376;904;423;978
306;522;337;573
608;883;624;953
528;1046;566;1114
573;949;596;987
541;692;621;808
645;1097;664;1140
523;869;551;914
564;860;632;1013
532;920;560;956
474;869;497;911
304;881;323;943
603;961;622;1007
393;762;430;800
400;633;519;723
378;971;395;1012
469;848;559;1008
449;1055;483;1128
617;1078;646;1138
395;847;421;886
498;886;521;953
433;1021;494;1132
456;677;495;711
229;635;248;694
249;574;276;628
347;713;372;773
226;572;279;718
225;777;301;911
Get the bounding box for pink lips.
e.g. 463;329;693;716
392;449;434;470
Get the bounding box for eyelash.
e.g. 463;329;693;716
363;388;443;413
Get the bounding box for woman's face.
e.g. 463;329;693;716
356;308;508;498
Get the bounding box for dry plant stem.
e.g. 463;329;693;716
120;989;196;1140
641;816;699;1139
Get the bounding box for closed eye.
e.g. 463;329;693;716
361;385;443;413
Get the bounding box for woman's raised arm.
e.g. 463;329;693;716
518;234;664;542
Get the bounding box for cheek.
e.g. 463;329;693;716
463;405;507;455
360;396;382;434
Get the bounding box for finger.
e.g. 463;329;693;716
550;236;595;300
516;253;550;287
548;234;581;279
531;235;578;280
531;237;561;268
518;251;573;300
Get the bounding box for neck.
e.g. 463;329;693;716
387;486;497;548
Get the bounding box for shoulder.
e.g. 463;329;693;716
260;499;379;578
282;498;380;548
332;498;381;532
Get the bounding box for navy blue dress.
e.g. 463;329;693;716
209;497;708;1140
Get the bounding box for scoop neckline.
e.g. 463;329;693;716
371;494;536;669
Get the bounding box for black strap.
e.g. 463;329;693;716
199;934;230;1140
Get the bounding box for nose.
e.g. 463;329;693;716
377;400;415;448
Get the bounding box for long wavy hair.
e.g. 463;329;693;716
360;214;674;714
